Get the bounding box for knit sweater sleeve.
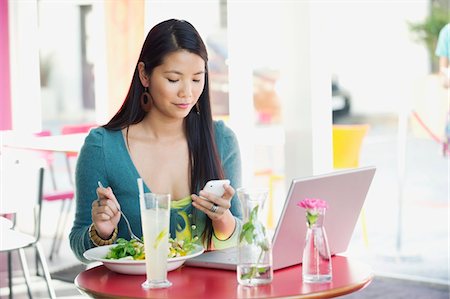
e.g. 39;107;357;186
211;121;243;249
69;127;109;263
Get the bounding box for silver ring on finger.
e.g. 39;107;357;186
210;203;219;213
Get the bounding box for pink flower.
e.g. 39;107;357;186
297;198;328;210
297;198;328;227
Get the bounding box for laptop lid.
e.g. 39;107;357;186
185;166;376;271
272;166;376;269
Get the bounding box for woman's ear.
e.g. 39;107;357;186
138;62;149;87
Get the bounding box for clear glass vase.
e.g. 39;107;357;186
302;208;332;283
237;188;273;286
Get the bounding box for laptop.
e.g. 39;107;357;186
185;166;376;271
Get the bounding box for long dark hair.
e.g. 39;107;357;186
104;19;224;248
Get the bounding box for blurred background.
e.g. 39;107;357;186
0;0;448;297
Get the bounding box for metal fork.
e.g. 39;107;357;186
97;181;143;243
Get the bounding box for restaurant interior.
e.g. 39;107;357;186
0;0;448;298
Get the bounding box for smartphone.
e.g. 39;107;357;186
202;179;230;197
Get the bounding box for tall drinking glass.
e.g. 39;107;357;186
139;192;172;289
237;188;273;286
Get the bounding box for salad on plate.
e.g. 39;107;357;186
105;238;196;260
83;238;204;275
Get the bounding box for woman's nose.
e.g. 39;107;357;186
179;82;192;98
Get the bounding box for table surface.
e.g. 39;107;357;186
75;255;373;299
2;133;87;153
0;228;35;252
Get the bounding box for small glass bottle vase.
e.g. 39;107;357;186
302;208;332;283
237;188;273;286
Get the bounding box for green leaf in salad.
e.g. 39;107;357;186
105;238;144;260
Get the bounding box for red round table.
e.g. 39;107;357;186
75;255;373;299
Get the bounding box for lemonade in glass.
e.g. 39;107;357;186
139;192;172;289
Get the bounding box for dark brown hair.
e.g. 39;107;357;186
104;19;224;247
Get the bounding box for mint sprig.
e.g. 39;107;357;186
239;205;270;281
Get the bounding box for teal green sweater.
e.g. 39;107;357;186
69;121;243;263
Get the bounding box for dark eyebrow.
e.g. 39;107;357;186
163;70;205;75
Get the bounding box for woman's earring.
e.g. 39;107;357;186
140;87;152;112
195;102;200;115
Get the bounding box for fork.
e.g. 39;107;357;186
97;181;143;243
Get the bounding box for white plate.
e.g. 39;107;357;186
83;244;204;275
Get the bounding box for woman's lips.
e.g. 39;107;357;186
175;103;190;109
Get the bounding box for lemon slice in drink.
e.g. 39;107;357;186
154;228;168;249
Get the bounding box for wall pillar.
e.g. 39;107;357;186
0;0;11;131
104;0;144;120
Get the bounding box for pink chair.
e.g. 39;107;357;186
38;123;96;260
34;130;57;189
60;123;97;185
34;130;74;261
32;130;65;263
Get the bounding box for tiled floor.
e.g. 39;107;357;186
0;236;85;298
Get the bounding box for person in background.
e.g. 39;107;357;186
435;23;450;155
69;19;243;262
435;23;449;88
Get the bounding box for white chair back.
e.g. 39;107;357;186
0;150;45;235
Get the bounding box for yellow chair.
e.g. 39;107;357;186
332;124;370;247
254;169;284;229
332;124;370;169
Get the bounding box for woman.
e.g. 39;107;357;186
435;23;449;89
69;19;243;262
435;23;450;155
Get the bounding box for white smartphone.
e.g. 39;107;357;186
202;179;230;197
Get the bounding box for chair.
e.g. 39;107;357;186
332;124;370;169
60;123;97;185
332;124;370;247
34;130;57;189
254;169;284;229
34;131;74;261
33;130;76;261
45;123;96;259
0;153;56;299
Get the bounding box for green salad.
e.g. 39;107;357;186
105;238;196;260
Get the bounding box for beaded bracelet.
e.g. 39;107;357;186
89;224;118;246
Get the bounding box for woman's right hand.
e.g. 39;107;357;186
91;185;121;239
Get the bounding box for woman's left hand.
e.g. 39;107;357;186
191;184;235;220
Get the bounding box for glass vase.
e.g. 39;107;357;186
237;188;273;286
302;208;332;283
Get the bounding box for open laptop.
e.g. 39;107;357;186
185;166;376;271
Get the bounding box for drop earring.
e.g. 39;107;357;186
140;87;152;112
195;102;200;115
